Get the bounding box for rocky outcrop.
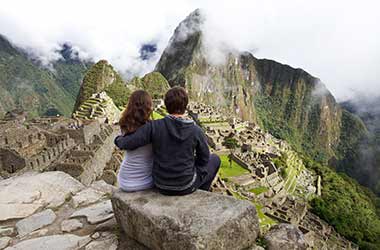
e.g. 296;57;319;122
0;171;83;221
112;189;260;250
0;172;123;249
264;224;308;250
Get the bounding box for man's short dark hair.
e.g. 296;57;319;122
164;86;189;114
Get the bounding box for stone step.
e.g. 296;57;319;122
86;99;101;105
80;103;92;109
74;111;88;117
112;189;259;250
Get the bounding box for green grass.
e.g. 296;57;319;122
235;126;246;131
231;190;247;200
152;111;164;120
218;155;250;178
249;186;269;195
253;202;277;228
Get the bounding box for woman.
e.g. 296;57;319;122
117;90;154;192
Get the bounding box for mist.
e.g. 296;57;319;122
0;0;379;100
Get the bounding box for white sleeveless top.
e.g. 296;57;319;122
117;144;154;192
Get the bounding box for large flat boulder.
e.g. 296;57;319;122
112;189;259;250
0;171;84;221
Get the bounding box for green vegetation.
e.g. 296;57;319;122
273;153;288;179
230;190;246;200
0;35;88;117
53;59;91;99
130;72;170;99
76;60;109;105
249;186;269;195
253;202;277;228
74;60;129;111
152;111;164;120
222;137;239;167
218;155;249;178
254;94;330;163
104;81;131;109
304;157;380;249
255;93;372;197
273;154;287;169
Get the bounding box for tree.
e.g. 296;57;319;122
223;137;239;168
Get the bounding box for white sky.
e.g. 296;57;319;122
0;0;379;100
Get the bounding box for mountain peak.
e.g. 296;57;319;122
73;60;122;110
155;9;205;86
173;8;204;42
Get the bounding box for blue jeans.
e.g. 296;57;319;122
158;154;221;196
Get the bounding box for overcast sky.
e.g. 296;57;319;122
0;0;379;100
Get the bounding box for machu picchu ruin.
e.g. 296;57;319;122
0;111;119;186
0;96;358;249
1;5;380;250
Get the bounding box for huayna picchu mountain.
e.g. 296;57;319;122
0;34;90;118
155;9;367;174
73;60;131;111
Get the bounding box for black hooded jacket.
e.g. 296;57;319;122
114;116;210;191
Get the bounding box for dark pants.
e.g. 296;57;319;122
158;154;221;196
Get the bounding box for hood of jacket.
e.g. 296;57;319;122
164;115;195;142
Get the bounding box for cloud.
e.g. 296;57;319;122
0;0;379;100
0;0;195;76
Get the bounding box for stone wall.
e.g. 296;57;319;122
53;125;119;186
231;153;251;171
26;136;76;171
78;127;118;185
60;120;101;145
0;148;26;173
0;128;46;157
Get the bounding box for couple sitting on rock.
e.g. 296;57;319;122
114;87;221;195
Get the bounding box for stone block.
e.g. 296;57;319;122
112;189;259;250
15;209;56;236
264;223;307;250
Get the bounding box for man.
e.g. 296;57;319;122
114;86;221;195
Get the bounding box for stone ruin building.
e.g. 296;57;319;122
188;102;227;123
0;110;120;186
0;100;357;249
187;101;355;249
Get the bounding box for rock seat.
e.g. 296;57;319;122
112;189;259;250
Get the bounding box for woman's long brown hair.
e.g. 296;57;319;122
119;90;152;134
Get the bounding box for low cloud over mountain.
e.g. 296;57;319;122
0;0;379;100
